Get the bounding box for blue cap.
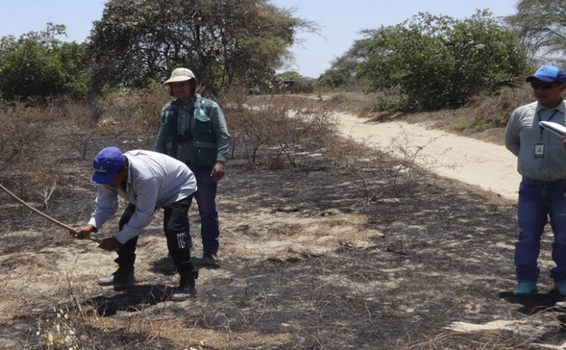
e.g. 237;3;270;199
91;147;125;184
526;65;566;83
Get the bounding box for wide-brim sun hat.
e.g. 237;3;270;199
163;68;196;84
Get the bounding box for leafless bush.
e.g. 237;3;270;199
221;89;450;199
0;101;46;175
60;102;98;160
383;126;454;191
136;80;171;136
458;85;534;131
57;83;168;159
466;85;533;126
97;88;140;132
0;100;65;206
217;85;250;160
325;124;453;202
87;84;170;150
222;91;338;170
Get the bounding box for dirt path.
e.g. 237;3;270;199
336;112;520;201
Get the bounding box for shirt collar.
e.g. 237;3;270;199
178;96;196;107
536;99;566;113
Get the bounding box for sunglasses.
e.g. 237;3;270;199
530;81;558;90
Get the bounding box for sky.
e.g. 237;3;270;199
0;0;518;78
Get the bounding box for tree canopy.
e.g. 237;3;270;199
86;0;315;95
506;0;566;67
318;29;378;90
358;10;529;111
0;24;88;102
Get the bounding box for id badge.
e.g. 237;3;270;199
535;143;545;158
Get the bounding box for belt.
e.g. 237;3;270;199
524;177;566;183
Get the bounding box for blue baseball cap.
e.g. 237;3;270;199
91;147;125;184
526;65;566;83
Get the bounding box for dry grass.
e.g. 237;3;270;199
357;85;536;146
220;88;338;170
0;90;564;349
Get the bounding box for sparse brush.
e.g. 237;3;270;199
0;99;66;206
61;102;99;160
462;85;534;130
0;100;49;176
325;124;451;201
136;80;171;136
0;87;559;350
224;92;337;169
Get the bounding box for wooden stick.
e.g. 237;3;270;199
0;182;101;243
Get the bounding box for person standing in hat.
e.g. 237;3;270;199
505;65;566;296
70;147;199;301
156;68;230;268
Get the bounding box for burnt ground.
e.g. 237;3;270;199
0;121;565;350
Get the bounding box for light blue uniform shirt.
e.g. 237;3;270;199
505;100;566;181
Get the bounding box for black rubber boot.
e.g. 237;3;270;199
170;270;198;301
200;252;219;268
97;268;136;290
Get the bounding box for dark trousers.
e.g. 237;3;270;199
115;196;195;275
189;165;220;254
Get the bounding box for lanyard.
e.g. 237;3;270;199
538;109;560;140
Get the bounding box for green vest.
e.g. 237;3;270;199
159;96;218;166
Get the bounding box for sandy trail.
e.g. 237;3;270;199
336;112;520;200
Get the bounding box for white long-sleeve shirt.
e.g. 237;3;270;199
87;150;197;243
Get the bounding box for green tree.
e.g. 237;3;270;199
318;29;378;90
0;23;88;102
358;11;529;111
86;0;316;95
275;71;314;93
506;0;566;66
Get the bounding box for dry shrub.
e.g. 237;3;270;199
217;85;257;161
95;84;169;136
136;80;172;135
221;89;338;169
0;100;65;205
325;134;390;167
325;123;444;200
357;86;533;141
60;102;99;160
219;88;436;199
96;88;139;134
0;100;46;175
10;158;64;207
267;154;287;170
461;84;534;130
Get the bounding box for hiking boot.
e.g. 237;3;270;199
200;252;219;268
170;272;197;301
513;281;537;295
97;269;136;289
555;281;566;296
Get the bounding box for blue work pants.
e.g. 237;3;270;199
515;177;566;283
189;165;220;255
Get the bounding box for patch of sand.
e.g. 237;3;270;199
336;113;520;200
